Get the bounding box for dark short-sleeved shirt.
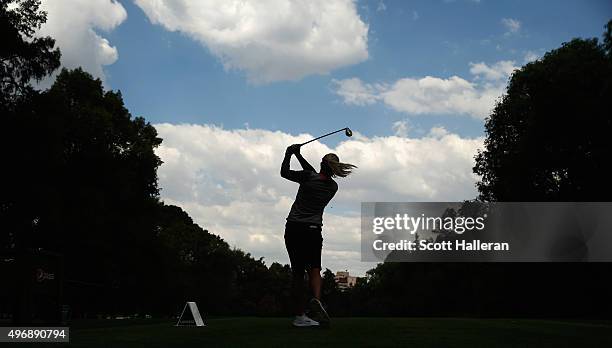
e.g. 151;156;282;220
286;170;338;225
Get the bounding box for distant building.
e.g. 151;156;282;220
334;271;357;290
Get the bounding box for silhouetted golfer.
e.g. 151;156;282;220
281;144;356;327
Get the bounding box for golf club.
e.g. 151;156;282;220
300;127;353;146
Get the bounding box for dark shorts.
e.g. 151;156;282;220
284;221;323;272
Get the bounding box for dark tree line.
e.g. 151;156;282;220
1;1;296;321
474;22;612;201
331;20;612;318
321;20;612;318
467;19;612;318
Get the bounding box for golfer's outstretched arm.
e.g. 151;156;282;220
280;150;292;179
281;145;308;183
295;152;315;172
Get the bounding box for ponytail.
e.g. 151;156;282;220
322;153;356;178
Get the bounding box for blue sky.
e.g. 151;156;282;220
39;0;611;274
98;0;611;140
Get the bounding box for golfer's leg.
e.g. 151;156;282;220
308;227;324;300
285;223;307;315
307;266;330;325
305;226;330;325
291;268;306;315
309;267;322;300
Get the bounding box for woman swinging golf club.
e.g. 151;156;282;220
281;137;356;327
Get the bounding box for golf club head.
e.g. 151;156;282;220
345;128;353;137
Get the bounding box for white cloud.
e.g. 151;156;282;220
501;18;521;35
333;60;518;119
380;75;503;118
331;78;383;106
523;50;540;63
428;126;449;138
37;0;127;83
134;0;369;83
469;60;517;81
376;1;386;12
154;124;483;275
392;120;410;137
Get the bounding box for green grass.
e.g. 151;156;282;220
32;317;612;347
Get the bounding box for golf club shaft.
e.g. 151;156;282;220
300;128;347;146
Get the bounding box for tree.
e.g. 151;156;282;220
0;0;304;320
1;0;60;251
468;20;612;320
604;20;612;56
0;0;60;106
1;67;165;318
474;21;612;201
321;268;338;299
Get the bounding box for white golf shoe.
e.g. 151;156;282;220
292;314;320;327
